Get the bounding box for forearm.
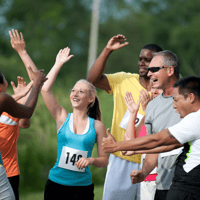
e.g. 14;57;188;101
18;51;38;80
24;81;41;114
125;112;137;139
142;153;158;177
134;143;183;154
87;47;112;84
89;157;108;168
41;63;63;92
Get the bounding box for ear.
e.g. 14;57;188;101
89;96;95;104
187;93;196;104
167;66;174;77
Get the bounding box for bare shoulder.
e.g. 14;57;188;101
94;120;106;135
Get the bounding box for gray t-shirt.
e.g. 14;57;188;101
145;93;181;190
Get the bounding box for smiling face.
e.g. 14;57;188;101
138;49;154;77
70;81;94;109
147;55;170;89
173;87;191;118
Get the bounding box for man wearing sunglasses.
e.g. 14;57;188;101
87;34;162;200
130;50;182;200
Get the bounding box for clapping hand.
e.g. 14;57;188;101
124;92;141;114
140;89;152;114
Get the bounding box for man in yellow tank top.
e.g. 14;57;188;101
87;34;162;200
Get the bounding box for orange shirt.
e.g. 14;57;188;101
0;112;20;177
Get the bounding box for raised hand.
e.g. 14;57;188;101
124;92;141;114
106;34;129;51
140;89;151;114
55;47;74;66
9;29;26;53
11;76;33;99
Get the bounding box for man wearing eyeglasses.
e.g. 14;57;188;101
87;35;162;200
131;50;182;200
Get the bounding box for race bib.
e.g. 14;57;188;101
58;146;88;172
119;109;144;130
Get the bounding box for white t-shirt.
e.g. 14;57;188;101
169;109;200;173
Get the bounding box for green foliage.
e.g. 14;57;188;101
1;0;200;195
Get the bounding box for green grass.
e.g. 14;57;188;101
20;184;104;200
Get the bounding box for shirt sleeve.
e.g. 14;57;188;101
105;72;137;94
169;112;200;144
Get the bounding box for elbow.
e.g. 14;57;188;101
86;74;95;85
19;124;30;129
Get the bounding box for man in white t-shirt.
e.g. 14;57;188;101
102;76;200;200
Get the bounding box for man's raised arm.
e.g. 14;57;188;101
0;68;47;119
87;34;129;92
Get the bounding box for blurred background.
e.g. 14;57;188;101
0;0;199;199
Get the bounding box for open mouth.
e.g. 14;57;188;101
73;98;80;102
152;78;158;83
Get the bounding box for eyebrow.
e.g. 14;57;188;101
139;57;152;59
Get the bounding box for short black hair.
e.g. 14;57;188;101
173;76;200;100
142;44;163;52
0;71;4;84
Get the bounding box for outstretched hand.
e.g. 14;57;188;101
102;128;117;153
55;47;74;66
124;92;141;114
9;29;26;53
106;34;129;51
11;76;33;98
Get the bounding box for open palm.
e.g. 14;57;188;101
55;47;74;65
124;92;140;114
106;35;129;51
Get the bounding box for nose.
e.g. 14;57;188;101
147;70;152;77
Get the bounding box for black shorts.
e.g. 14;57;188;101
44;179;94;200
166;189;200;200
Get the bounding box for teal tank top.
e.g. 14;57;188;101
49;113;97;186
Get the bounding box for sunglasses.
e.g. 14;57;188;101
147;66;168;73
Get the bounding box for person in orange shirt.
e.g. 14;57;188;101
0;75;32;200
0;68;47;199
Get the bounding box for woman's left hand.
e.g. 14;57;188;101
75;157;94;169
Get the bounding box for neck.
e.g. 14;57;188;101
72;108;88;120
139;76;151;91
163;76;178;97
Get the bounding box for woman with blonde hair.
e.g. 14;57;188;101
41;47;108;200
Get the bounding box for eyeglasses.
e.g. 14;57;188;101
147;66;168;73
